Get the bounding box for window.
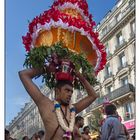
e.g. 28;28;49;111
123;103;133;121
116;12;122;22
106;47;109;56
116;32;124;45
119;52;127;67
102;26;107;36
109;18;115;28
121;76;128;86
105;43;110;57
106;85;113;94
105;63;112;75
130;20;135;33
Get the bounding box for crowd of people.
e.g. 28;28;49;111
73;116;92;140
5;103;136;140
5;60;135;140
5;129;45;140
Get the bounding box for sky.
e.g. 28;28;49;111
5;0;117;126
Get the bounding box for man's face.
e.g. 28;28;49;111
57;84;73;106
85;127;90;133
79;119;84;128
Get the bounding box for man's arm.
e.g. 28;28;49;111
73;72;98;114
18;67;51;106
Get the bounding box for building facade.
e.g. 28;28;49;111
7;85;53;139
79;0;135;135
7;0;135;138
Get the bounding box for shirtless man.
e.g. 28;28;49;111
73;116;84;140
82;126;92;140
19;64;97;140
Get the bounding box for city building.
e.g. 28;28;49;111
79;0;135;135
7;85;78;139
6;85;53;139
7;0;135;138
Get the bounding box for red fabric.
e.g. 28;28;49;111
55;72;73;82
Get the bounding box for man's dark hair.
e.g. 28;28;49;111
75;116;84;123
38;130;45;137
83;126;90;132
55;80;73;89
5;129;9;135
22;136;28;140
105;104;117;115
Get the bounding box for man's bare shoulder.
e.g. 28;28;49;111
37;97;57;121
82;134;91;140
38;96;54;110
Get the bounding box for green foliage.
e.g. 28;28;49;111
88;110;103;133
24;42;97;89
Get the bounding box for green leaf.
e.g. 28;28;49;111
23;42;97;89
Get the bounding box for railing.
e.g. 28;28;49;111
85;84;135;113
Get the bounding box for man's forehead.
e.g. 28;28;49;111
63;84;73;89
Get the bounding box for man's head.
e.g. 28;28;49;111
5;129;10;140
83;126;90;134
104;104;117;115
22;136;29;140
55;80;73;106
75;116;84;128
38;130;45;138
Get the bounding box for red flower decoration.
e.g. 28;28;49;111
22;1;107;74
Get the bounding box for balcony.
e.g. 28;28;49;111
85;84;135;113
118;62;128;71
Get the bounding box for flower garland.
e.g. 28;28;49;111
22;8;106;74
22;0;107;74
51;0;95;27
54;100;76;140
24;43;98;90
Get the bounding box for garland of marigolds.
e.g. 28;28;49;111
24;43;97;90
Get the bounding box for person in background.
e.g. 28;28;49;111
131;132;135;140
73;116;84;140
31;133;39;140
22;136;29;140
38;130;45;140
82;126;92;140
122;124;130;140
100;104;127;140
5;129;10;140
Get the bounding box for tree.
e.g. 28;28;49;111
88;109;103;133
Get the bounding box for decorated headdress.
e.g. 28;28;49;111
22;0;107;89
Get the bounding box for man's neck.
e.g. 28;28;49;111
55;99;69;107
107;114;118;118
